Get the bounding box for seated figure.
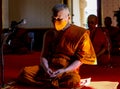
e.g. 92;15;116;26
17;4;97;88
3;21;34;54
104;16;120;55
87;14;111;66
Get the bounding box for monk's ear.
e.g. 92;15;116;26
68;15;71;22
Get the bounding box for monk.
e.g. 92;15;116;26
17;4;97;88
87;14;111;66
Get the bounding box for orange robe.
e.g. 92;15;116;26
89;27;110;65
17;25;97;88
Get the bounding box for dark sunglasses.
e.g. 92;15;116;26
52;17;63;22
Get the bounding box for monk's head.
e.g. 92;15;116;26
87;14;98;30
51;4;70;31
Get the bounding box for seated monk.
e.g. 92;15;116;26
17;4;97;88
87;15;111;66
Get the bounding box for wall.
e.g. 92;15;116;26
102;0;120;26
2;0;120;28
6;0;62;28
2;0;9;28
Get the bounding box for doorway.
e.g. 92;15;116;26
68;0;97;28
84;0;97;28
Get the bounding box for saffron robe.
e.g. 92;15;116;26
90;27;111;65
17;25;97;88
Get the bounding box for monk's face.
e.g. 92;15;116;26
87;16;98;31
52;9;70;31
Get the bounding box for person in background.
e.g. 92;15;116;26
3;20;32;54
104;17;119;38
17;4;97;88
104;16;120;55
87;14;111;66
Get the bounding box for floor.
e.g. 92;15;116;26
0;51;120;89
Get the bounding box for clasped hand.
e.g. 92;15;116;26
46;68;65;78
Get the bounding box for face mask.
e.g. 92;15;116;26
54;20;67;31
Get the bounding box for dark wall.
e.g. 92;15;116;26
0;0;2;35
33;29;48;51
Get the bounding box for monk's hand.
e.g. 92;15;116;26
46;68;53;76
50;68;65;78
